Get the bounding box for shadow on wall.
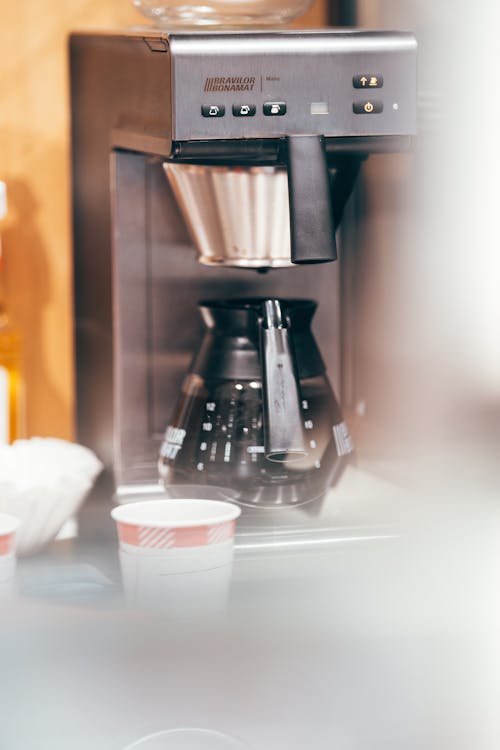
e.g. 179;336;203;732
3;171;72;440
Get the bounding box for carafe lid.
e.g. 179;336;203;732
192;297;325;381
199;297;317;336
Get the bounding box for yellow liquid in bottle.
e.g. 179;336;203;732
0;185;24;443
0;318;24;443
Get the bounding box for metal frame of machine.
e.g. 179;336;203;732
70;29;417;503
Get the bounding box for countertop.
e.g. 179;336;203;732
2;465;499;750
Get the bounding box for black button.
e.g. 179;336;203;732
232;104;256;117
353;74;384;89
263;102;286;116
353;100;383;114
201;104;225;117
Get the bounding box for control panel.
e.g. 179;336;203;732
169;31;417;142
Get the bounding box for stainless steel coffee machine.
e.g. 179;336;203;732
70;30;417;512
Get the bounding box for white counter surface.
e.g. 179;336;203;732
2;465;499;750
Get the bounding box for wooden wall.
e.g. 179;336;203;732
0;0;327;441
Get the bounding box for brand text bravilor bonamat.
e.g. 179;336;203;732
204;77;256;92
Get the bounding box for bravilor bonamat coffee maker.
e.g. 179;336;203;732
70;30;417;515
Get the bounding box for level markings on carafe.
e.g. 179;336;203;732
302;399;314;432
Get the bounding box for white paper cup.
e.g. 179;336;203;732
118;550;234;614
111;499;241;612
0;513;20;598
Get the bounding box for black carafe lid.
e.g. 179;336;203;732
192;298;326;381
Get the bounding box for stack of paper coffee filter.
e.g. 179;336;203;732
0;438;103;556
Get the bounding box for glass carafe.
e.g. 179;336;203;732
159;298;353;508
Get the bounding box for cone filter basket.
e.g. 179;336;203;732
163;163;293;268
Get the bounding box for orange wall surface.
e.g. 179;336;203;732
0;0;327;441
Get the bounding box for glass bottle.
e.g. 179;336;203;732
0;182;25;443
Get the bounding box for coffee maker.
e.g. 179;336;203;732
70;30;417;521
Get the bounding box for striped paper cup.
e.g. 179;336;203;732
111;499;241;573
111;499;241;611
0;513;18;558
0;514;19;596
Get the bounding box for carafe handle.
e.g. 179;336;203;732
259;300;306;461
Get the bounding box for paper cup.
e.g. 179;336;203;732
118;550;234;615
0;513;20;598
111;499;241;612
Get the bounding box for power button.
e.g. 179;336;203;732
353;100;383;114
